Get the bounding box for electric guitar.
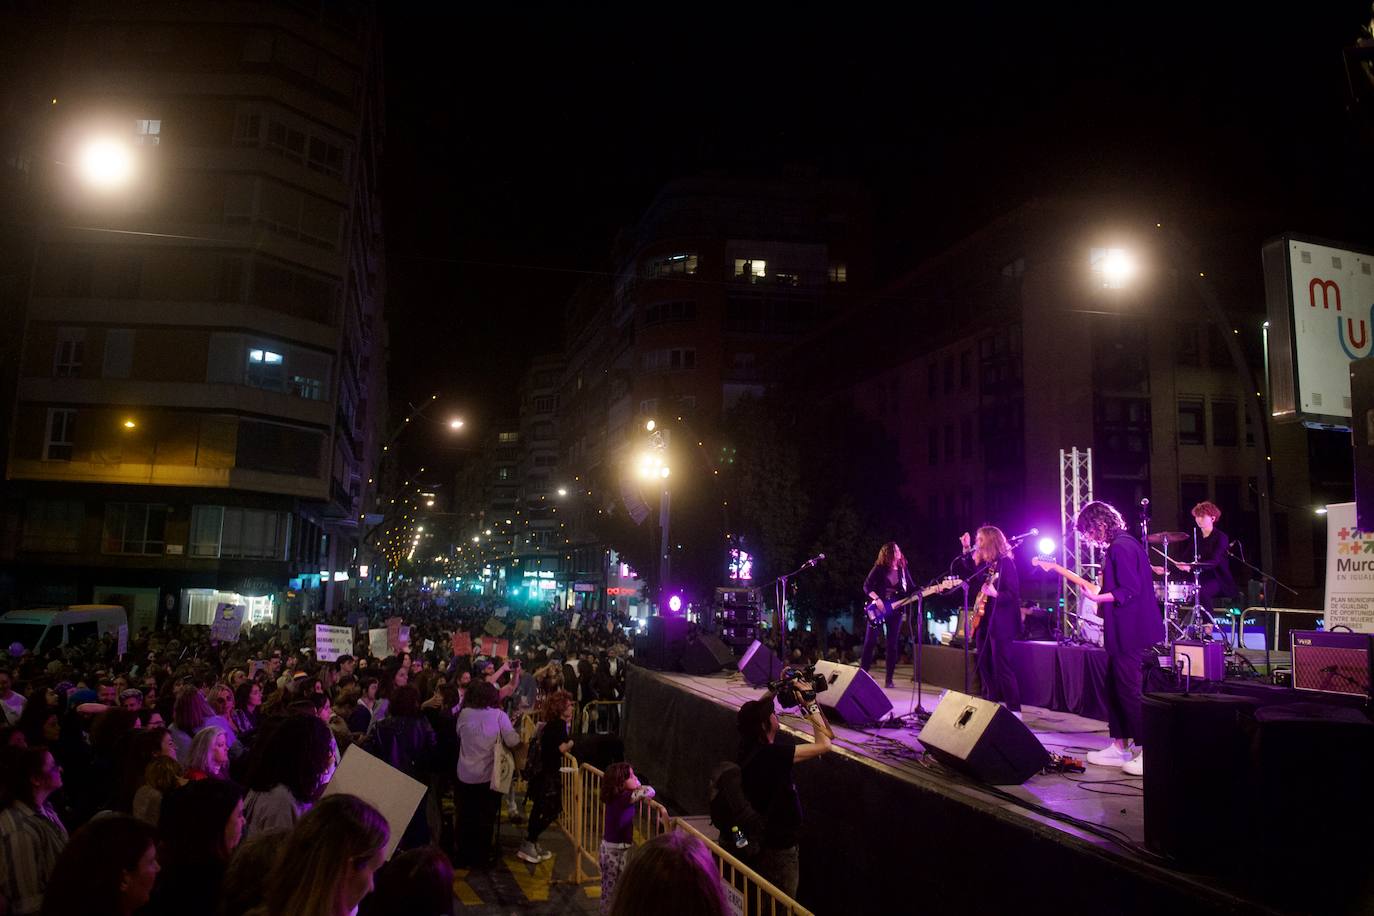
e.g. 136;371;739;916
864;577;962;625
968;562;999;640
1030;555;1106;630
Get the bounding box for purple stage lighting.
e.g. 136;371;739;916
1037;536;1056;556
668;594;682;613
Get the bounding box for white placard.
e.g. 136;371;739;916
322;744;426;860
1283;241;1374;421
494;606;508;618
1324;502;1374;632
422;639;435;653
571;613;581;630
117;624;128;659
368;627;392;658
532;615;542;631
315;624;353;663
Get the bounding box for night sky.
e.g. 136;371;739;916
381;4;1374;471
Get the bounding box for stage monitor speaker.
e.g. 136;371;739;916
918;690;1048;785
1291;630;1373;698
739;640;783;687
812;660;894;724
1171;640;1225;681
640;615;689;671
683;633;735;676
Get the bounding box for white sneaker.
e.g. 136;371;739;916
535;845;554;861
1085;744;1132;767
516;841;542;864
1122;750;1144;776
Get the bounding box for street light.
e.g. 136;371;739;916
449;418;465;430
77;137;136;190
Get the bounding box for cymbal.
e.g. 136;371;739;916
1146;531;1189;544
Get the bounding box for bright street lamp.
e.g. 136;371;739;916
449;418;465;430
77;137;136;190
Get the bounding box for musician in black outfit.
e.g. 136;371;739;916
1076;500;1164;777
1176;500;1236;621
861;542;912;689
955;527;1022;714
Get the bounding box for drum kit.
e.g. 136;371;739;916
1146;530;1218;642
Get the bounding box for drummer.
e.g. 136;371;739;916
1150;502;1234;616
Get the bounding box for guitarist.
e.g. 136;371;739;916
955;527;1022;715
1075;500;1163;777
861;542;912;689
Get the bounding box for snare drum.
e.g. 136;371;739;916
1153;581;1198;604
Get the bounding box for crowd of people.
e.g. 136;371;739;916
0;591;683;915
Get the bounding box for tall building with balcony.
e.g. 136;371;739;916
0;1;388;627
510;355;566;603
557;173;871;610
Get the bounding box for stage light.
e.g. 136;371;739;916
449;418;465;429
1037;537;1056;556
1096;247;1135;289
1315;507;1328;516
668;594;682;613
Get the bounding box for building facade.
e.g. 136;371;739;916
0;0;388;627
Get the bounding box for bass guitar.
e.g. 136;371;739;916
864;577;962;625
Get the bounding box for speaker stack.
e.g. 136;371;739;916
738;639;784;687
715;587;763;653
682;633;736;676
636;615;689;671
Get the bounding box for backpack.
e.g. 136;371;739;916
708;759;766;861
522;722;545;783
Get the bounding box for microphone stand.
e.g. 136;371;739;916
953;556;995;696
901;576;943;727
1227;542;1299;679
766;557;822;665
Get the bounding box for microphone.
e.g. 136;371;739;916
805;553;826;567
1007;527;1038;543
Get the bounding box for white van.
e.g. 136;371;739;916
0;605;128;654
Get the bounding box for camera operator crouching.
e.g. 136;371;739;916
733;667;833;898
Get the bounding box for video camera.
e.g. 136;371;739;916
767;665;827;711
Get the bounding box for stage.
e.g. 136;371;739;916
621;662;1363;916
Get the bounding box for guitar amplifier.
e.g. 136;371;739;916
1171;640;1225;681
1291;630;1373;698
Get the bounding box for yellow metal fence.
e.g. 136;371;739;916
551;753;811;915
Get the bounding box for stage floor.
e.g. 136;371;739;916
659;663;1149;854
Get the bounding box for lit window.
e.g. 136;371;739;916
246;347;286;391
134;119;161;146
644;253;698;278
734;259;767;281
828;262;848;283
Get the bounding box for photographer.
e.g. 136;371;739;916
734;673;833;898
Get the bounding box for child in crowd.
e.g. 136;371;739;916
599;761;656;915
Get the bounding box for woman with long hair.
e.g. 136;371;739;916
453;680;519;868
608;831;730;916
131;756;184;827
519;690;573;864
145;778;245;915
40;815;158;916
256;794;388;916
169;688;237;762
113;726;175;813
241;715;336;838
0;745;68;916
861;541;913;688
1075;500;1164;776
964;525;1023;715
231;681;262;736
185;725;231;781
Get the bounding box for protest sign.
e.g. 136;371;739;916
398;626;411;652
483;617;507;637
422;639;435;653
532;615;542;631
480;636;494;657
494;606;508;618
514;619;530;636
369;628;392;658
117;624;128;659
494;638;509;659
315;625;354;663
386;617;402;651
570;613;581;630
323;745;426;860
452;632;472;656
211;604;247;642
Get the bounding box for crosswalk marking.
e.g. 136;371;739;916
503;854;556;902
451;870;484;906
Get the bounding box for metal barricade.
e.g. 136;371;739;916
578;700;623;735
553;757;672;885
673;818;814;916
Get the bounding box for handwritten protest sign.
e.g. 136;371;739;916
532;615;542;631
451;632;472;656
422;639;435;653
386;617;402;651
315;625;353;663
483;617;506;637
369;628;392;658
